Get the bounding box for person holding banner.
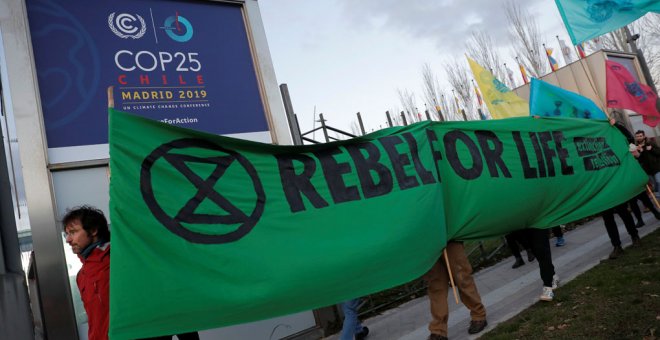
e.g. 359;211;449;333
523;229;559;302
601;203;640;259
63;206;111;340
603;120;644;258
424;242;487;340
63;206;200;340
633;130;660;194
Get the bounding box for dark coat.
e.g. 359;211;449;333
637;138;660;175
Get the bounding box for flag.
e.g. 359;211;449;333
474;83;483;107
518;62;529;84
606;60;660;127
558;38;573;63
576;42;587;59
467;57;529;119
529;78;607;119
555;0;660;45
109;108;646;338
545;47;559;71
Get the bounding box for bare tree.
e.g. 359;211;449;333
504;0;548;78
588;14;660;85
443;59;476;120
421;63;446;121
589;27;630;52
641;14;660;85
466;30;507;84
397;88;417;124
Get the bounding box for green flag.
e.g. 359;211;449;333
109;108;645;338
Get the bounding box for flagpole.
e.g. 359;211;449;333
646;185;660;210
107;86;114;109
443;248;460;304
623;26;658;94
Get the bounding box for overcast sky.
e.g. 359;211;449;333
258;0;572;136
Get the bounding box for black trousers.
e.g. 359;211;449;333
525;228;555;287
505;230;531;258
629;191;659;222
602;203;638;247
551;226;563;238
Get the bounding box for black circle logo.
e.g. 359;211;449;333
140;138;265;244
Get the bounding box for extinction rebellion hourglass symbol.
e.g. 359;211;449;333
161;11;194;42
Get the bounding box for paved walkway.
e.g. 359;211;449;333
324;211;659;340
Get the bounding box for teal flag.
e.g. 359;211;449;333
109;108;646;339
555;0;660;45
530;78;607;119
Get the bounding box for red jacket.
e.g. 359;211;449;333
77;243;110;340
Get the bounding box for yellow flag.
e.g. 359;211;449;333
467;57;529;119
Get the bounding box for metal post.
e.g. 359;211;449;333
425;109;431;121
279;84;303;145
356;112;366;136
0;88;34;338
437;109;445;122
624;26;657;94
293;114;303;145
400;111;408;126
385;111;393;127
461;109;468;121
319;113;330;142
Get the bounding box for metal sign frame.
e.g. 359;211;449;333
0;0;299;338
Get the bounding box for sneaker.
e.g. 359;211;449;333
631;236;641;247
555;236;565;247
635;220;645;228
427;334;448;340
552;275;560;289
526;250;536;262
467;319;488;334
540;287;554;301
355;326;369;340
512;257;525;269
609;246;624;259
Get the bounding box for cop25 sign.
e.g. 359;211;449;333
25;0;269;158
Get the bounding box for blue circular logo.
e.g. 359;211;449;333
163;15;193;42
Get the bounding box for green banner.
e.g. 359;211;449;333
108;109;645;338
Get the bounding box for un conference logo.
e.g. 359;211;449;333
108;12;146;39
140;139;265;244
160;12;194;42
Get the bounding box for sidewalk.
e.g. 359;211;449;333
324;211;659;340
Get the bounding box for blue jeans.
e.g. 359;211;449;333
340;299;363;340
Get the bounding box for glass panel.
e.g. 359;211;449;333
607;55;640;82
52;166;110;340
